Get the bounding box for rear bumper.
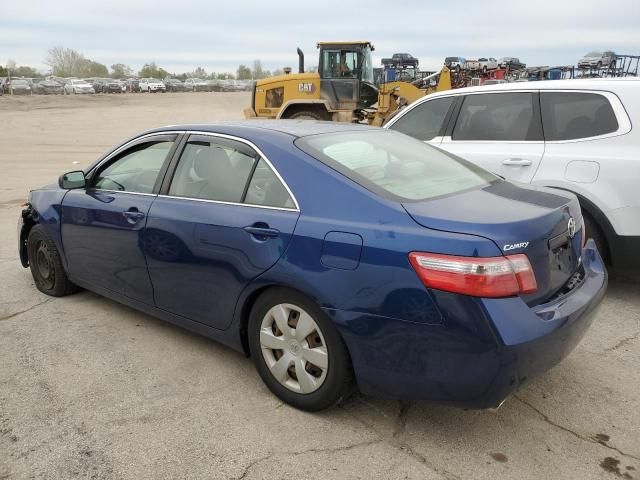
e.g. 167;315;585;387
331;240;607;408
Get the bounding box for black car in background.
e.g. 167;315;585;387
164;78;186;92
33;79;64;95
499;57;526;70
103;79;123;93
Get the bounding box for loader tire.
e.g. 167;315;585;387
288;110;326;121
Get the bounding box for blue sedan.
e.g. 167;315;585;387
18;121;607;411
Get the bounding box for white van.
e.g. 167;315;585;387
384;78;640;274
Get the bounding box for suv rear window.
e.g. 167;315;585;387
388;96;454;141
452;92;542;141
295;130;497;202
540;92;618;141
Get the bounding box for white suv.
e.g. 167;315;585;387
138;78;166;93
384;78;640;274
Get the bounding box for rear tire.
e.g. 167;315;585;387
288;110;327;121
27;225;79;297
248;288;355;411
583;212;609;263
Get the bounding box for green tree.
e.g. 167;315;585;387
236;64;251;80
191;66;207;78
0;65;7;76
139;62;168;79
81;60;108;77
110;63;133;78
11;65;41;77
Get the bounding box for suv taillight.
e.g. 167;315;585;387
408;252;537;298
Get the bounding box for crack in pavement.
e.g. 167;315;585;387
605;331;640;352
232;439;383;480
0;299;53;322
514;395;640;462
345;397;462;480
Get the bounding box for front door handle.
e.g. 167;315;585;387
243;225;280;239
122;208;145;223
502;158;532;166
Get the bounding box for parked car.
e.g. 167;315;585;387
578;51;616;69
9;79;32;95
138;78;166;93
33;79;64;95
64;79;95;95
477;57;499;72
164;78;186;92
18;121;606;411
0;77;10;94
184;78;209;92
444;56;465;71
126;78;141;93
385;78;640;275
499;57;526;70
219;79;245;92
102;79;124;93
208;79;223;91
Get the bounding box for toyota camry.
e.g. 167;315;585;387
18;121;607;411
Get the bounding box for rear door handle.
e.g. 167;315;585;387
243;225;280;239
502;158;532;166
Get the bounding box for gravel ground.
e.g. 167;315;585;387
0;92;638;480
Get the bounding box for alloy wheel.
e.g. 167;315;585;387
259;303;328;394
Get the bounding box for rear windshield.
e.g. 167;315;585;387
295;130;497;202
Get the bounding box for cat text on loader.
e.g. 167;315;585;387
243;41;451;126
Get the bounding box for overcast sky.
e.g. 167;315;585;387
2;0;639;75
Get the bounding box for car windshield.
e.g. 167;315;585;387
149;78;160;82
13;80;28;85
192;78;203;82
296;130;498;202
586;51;602;56
445;57;458;62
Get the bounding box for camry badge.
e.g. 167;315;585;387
568;217;577;239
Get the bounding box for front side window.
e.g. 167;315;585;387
296;130;497;202
388;96;454;141
540;92;618;141
93;141;173;193
452;92;541;141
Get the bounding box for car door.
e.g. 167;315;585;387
385;95;456;146
61;133;179;303
439;91;544;182
144;133;300;330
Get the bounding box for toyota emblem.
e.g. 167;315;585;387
567;217;577;239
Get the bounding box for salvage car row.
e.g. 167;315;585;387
0;76;253;95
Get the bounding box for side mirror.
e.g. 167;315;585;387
59;170;86;189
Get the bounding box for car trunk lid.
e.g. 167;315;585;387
403;181;583;305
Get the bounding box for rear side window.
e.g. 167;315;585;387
452;92;542;141
540;92;618;141
388;96;454;141
169;139;257;203
169;137;295;209
296;130;497;202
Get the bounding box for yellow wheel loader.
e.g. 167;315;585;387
243;41;451;126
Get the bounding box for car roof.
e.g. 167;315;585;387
417;77;640;98
148;120;373;138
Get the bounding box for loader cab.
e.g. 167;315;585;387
317;42;378;111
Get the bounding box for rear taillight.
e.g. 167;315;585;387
408;252;537;298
